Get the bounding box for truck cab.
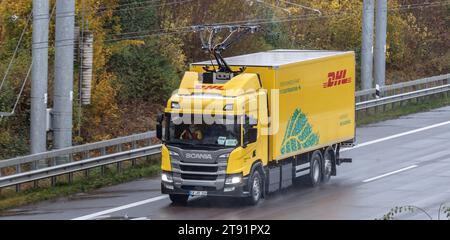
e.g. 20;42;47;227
158;70;269;205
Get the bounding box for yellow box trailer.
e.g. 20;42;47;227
157;50;355;205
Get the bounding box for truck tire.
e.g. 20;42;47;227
169;194;189;205
306;151;322;187
246;170;263;205
322;147;334;183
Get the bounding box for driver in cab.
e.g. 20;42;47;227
180;124;203;140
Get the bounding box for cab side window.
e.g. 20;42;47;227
244;115;258;145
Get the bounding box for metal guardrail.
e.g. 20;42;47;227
0;131;157;190
0;131;155;170
0;74;449;191
0;145;161;188
355;74;450;102
356;84;450;110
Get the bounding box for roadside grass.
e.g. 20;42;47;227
356;93;450;126
0;94;449;212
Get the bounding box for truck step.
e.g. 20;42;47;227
340;142;355;148
337;158;352;165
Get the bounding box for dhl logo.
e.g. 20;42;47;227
323;70;352;88
196;85;225;90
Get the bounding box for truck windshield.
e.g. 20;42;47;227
166;114;241;148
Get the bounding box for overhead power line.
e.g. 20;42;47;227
277;0;322;16
0;4;57;118
94;0;196;14
105;0;450;42
8;1;448;48
0;14;32;93
98;0;161;10
253;0;292;15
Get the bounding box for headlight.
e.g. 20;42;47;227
225;174;242;185
161;172;173;183
219;153;230;158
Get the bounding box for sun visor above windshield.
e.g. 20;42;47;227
178;72;261;97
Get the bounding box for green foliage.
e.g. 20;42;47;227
381;204;450;220
112;0;159;33
0;130;28;160
108;38;180;104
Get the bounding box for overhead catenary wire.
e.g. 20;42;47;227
25;0;450;46
277;0;322;16
253;0;322;16
105;0;450;42
107;0;450;40
94;0;196;14
97;0;161;10
0;4;57;119
254;0;292;15
5;1;448;50
0;13;32;93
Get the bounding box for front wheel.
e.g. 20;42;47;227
245;170;263;205
169;194;189;205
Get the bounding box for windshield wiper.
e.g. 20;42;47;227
167;141;196;147
198;143;223;148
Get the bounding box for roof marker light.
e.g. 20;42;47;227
223;104;234;111
171;102;180;109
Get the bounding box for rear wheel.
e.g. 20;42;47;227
169;194;189;205
246;170;263;205
307;151;322;187
322;147;334;183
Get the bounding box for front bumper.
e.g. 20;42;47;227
161;176;250;197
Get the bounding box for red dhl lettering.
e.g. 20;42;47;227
323;70;352;88
196;85;225;90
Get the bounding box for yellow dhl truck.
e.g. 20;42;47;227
156;49;355;205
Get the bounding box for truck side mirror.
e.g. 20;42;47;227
243;127;257;147
156;113;164;140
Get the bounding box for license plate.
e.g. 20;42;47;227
189;191;207;196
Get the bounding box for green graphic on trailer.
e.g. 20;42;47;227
280;108;320;155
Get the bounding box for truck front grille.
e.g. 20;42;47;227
180;165;218;173
168;148;230;190
181;174;217;181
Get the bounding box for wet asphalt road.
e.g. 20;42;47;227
1;106;450;220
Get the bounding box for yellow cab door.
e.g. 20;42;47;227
240;90;269;176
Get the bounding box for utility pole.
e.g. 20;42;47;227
361;0;375;90
374;0;388;88
30;0;49;155
53;0;75;163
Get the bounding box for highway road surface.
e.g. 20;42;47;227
1;106;450;220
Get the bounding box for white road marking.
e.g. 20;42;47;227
341;120;450;152
362;165;418;183
72;195;168;220
131;217;150;220
91;215;111;220
71;120;450;220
